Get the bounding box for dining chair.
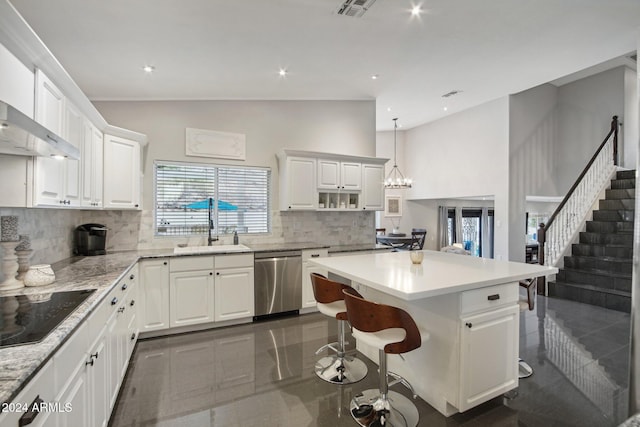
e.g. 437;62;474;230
409;228;426;250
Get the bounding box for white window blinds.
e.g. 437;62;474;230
155;161;270;236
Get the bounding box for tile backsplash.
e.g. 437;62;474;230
0;207;375;277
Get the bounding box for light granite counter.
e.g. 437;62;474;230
0;247;245;406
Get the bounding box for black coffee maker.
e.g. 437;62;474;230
74;223;107;255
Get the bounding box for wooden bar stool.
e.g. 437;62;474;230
310;273;368;385
342;288;428;427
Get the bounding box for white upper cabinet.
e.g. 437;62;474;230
0;42;34;117
317;159;361;191
61;100;83;206
103;134;141;210
279;155;317;210
81;121;104;208
279;150;387;211
32;70;66;206
361;163;385;210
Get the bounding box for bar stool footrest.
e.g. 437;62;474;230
314;355;367;385
350;389;419;427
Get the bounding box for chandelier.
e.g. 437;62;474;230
384;118;412;189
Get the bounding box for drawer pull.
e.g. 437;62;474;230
121;283;128;291
311;254;320;258
118;307;125;313
131;333;136;341
130;274;135;280
111;297;118;306
19;395;43;426
487;294;500;301
130;300;135;306
465;322;473;328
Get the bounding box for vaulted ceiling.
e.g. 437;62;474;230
9;0;640;130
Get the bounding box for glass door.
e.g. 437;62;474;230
447;208;494;257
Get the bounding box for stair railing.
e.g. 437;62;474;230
538;116;619;273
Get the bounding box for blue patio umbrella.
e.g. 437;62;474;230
184;198;238;211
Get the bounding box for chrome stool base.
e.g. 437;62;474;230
350;389;419;427
518;358;533;379
315;355;368;384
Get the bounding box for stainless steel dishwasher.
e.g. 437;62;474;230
254;250;302;319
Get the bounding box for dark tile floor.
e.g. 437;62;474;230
109;295;631;427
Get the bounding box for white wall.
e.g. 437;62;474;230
625;66;639;167
508;83;559;261
556;66;627;187
383;97;511;260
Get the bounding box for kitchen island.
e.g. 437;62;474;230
309;250;557;416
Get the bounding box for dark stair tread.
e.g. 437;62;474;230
550;281;631;297
567;255;632;264
559;267;631;279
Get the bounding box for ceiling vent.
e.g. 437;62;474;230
335;0;377;18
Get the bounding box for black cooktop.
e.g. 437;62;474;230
0;289;95;348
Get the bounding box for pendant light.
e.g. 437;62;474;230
384;118;412;189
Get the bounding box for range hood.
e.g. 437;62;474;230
0;100;80;160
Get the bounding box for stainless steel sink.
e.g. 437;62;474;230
173;244;251;254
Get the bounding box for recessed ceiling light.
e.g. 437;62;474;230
411;4;422;17
371;74;379;80
387;107;392;112
443;107;448;111
279;68;288;77
143;65;155;73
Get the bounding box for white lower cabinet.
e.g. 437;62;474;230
139;258;170;332
88;328;109;427
214;266;254;322
170;271;215;327
0;359;55;427
458;305;519;411
140;254;254;333
301;249;328;310
457;284;519;412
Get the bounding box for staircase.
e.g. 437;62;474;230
548;169;635;312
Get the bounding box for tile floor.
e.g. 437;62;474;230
109;295;631;427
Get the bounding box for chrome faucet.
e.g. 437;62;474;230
207;197;218;246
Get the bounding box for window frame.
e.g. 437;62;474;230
154;160;271;238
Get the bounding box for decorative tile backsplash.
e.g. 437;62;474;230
0;207;375;270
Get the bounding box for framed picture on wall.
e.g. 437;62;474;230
384;195;402;217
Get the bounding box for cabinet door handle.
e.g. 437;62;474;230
487;294;500;301
210;272;213;275
130;300;135;306
216;272;220;275
121;283;128;291
19;395;44;426
130;274;135;280
163;261;168;265
91;351;99;359
111;297;118;305
465;322;473;328
118;307;125;313
131;333;136;341
86;358;95;366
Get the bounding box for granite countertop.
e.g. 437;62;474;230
0;241;388;404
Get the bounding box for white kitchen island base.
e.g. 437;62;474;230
309;250;556;417
353;282;519;416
